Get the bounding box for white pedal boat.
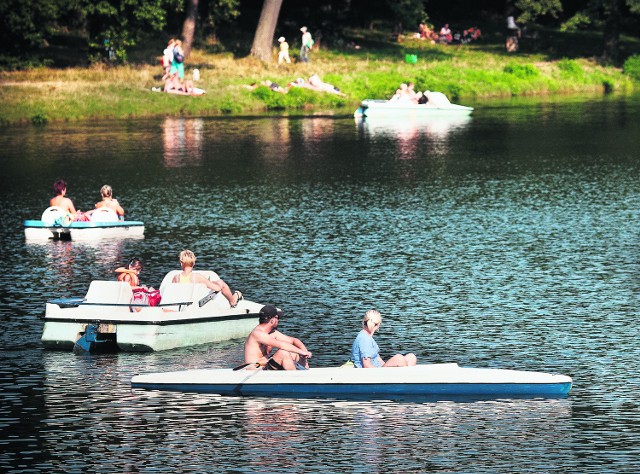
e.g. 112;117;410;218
24;206;144;241
131;363;572;400
41;270;262;352
354;97;474;118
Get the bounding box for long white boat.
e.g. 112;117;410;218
24;206;144;241
131;363;572;400
354;98;474;118
41;270;262;352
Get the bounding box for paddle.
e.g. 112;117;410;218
232;352;276;371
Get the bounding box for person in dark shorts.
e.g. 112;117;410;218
243;305;312;370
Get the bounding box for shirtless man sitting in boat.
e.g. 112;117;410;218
50;179;78;216
244;305;312;370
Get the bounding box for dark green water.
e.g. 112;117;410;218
0;95;639;472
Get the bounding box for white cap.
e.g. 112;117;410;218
278;37;285;42
300;26;307;32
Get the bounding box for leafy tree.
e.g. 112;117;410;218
83;0;181;63
0;0;62;52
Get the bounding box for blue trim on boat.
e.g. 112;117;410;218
24;220;144;228
130;381;572;399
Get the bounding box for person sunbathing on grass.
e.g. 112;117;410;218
171;249;242;308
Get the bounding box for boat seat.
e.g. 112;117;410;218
90;207;119;223
158;270;220;294
41;206;66;225
160;283;206;311
84;281;134;305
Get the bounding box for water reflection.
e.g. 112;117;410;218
356;114;472;159
162;117;204;167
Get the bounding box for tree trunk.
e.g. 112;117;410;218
250;0;283;62
182;0;199;57
602;0;621;64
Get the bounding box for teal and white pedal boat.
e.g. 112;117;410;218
41;270;262;353
131;363;572;400
24;206;144;241
354;96;474;119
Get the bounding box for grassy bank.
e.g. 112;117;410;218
1;28;638;125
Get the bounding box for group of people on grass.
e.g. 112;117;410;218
247;74;345;96
157;38;204;95
49;179;125;223
414;23;482;45
117;250;415;371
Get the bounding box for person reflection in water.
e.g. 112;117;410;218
244;305;312;370
351;310;417;368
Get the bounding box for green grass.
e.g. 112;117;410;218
1;26;638;125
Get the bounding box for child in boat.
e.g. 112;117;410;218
172;250;243;308
115;258;161;309
115;257;143;287
351;309;417;368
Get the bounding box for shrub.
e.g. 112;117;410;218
557;58;583;77
31;112;48;125
623;54;640;81
503;64;540;78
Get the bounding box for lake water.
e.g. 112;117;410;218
0;95;639;472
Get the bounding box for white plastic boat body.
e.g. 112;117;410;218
131;363;572;400
354;99;474;118
41;271;261;352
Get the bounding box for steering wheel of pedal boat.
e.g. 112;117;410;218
90;207;119;222
41;206;67;225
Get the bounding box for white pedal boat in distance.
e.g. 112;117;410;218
354;94;474;119
41;270;262;352
131;363;573;400
24;206;145;241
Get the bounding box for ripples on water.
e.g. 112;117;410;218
0;95;639;472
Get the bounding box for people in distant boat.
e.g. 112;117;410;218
390;83;417;102
243;304;312;370
49;179;90;222
422;90;451;107
94;184;125;220
50;179;77;216
172;249;243;308
116;257;144;288
351;309;417;368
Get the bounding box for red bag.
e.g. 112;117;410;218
131;288;162;308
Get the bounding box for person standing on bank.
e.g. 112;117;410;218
299;26;314;63
243;305;312;370
351;309;417;368
278;37;291;64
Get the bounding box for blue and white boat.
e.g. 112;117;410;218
131;363;572;400
24;206;144;241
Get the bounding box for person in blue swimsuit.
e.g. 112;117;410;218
351;309;417;368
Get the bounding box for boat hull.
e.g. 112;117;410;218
131;364;572;400
42;277;262;352
24;220;145;241
355;99;474;118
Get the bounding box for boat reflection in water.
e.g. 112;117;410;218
356;114;473;162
